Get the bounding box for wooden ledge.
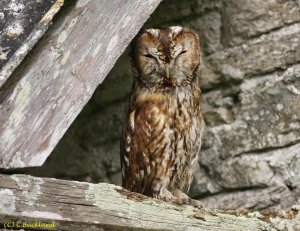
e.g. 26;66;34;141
0;174;299;230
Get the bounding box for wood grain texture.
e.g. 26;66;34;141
0;174;299;231
0;0;64;88
0;0;162;169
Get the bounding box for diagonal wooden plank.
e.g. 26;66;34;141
0;0;162;169
0;0;64;88
1;174;297;230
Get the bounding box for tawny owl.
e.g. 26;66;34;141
120;26;204;207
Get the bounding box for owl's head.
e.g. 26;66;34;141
131;26;201;89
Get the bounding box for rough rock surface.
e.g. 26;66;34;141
21;0;300;211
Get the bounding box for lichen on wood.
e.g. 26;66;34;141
0;0;64;87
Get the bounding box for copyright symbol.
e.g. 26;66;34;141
4;221;14;228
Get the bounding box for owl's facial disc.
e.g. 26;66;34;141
133;27;201;88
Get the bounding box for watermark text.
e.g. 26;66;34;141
3;220;57;229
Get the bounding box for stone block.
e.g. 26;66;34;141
222;0;300;47
201;64;300;160
207;23;300;83
201;185;297;211
187;11;222;55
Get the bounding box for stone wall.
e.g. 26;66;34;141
26;0;300;211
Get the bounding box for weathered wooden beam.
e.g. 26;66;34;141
0;0;162;169
0;0;64;88
0;174;299;231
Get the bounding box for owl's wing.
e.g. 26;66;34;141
120;103;170;196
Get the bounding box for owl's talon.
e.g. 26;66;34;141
169;189;204;208
158;188;175;202
164;197;203;209
170;197;184;205
181;197;190;205
190;199;204;209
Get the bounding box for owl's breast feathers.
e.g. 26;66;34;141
121;90;204;195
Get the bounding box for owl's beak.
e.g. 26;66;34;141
163;64;176;87
165;64;170;79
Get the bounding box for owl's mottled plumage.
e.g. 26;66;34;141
120;27;204;206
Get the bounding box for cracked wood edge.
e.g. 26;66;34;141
0;0;162;169
0;174;299;231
